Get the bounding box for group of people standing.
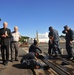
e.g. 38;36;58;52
0;21;74;67
0;21;48;69
0;22;21;65
48;25;74;60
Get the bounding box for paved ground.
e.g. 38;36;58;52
0;42;74;75
0;47;54;75
0;47;35;75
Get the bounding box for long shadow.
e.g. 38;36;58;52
19;54;25;57
13;64;23;69
44;70;52;75
13;64;36;75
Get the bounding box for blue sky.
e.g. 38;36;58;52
0;0;74;38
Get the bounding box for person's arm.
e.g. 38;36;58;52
0;29;1;38
49;36;54;41
70;30;74;44
35;57;38;61
18;32;21;40
6;29;12;38
35;46;42;53
49;31;54;41
31;53;38;61
70;30;74;41
0;29;6;38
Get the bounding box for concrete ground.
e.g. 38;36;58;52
0;42;74;75
0;47;54;75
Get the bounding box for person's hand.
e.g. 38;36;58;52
50;39;52;44
36;66;40;69
2;34;6;37
70;41;73;44
35;57;38;61
5;33;8;36
5;34;8;36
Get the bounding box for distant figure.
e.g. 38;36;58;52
10;26;21;62
29;39;42;53
20;52;49;70
34;38;37;44
48;26;61;57
62;25;74;60
0;22;12;65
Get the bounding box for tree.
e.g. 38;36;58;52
60;35;65;38
19;36;29;42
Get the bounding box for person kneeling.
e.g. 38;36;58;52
20;52;49;70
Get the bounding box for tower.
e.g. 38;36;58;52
36;31;39;43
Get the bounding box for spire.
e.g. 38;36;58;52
36;31;39;43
